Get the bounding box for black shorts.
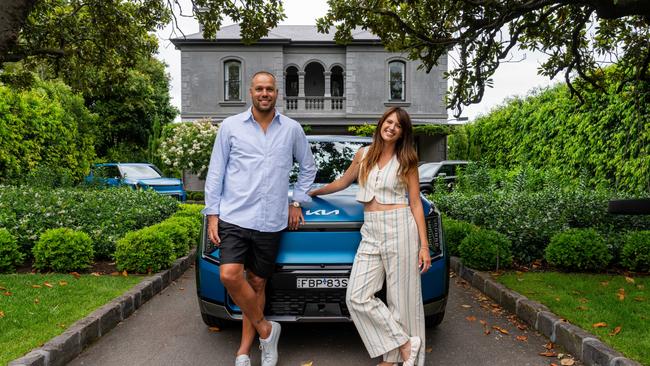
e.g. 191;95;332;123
218;220;282;278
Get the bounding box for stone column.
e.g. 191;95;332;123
298;71;305;110
324;71;332;110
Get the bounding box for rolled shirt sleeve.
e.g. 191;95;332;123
291;127;316;204
201;122;230;216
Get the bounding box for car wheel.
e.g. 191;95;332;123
201;312;235;329
425;311;445;328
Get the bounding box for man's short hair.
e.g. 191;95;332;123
250;71;276;85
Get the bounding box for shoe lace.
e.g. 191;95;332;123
259;343;273;362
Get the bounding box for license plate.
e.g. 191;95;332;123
296;277;348;289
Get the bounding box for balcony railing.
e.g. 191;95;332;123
284;96;346;112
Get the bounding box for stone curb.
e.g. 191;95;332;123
8;249;196;366
450;257;642;366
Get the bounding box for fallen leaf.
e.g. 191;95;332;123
59;323;66;328
91;272;101;277
425;347;432;353
561;358;575;365
516;323;528;330
593;322;607;328
122;270;128;277
638;284;645;290
634;296;645;302
576;306;589;311
609;326;622;336
465;316;477;322
34;298;40;304
600;281;609;286
617;288;625;301
555;297;561;301
625;276;635;284
0;286;6;290
208;326;220;332
461;304;472;309
43;282;53;288
301;362;313;366
3;291;12;296
31;284;41;288
483;328;491;335
579;298;589;303
551;364;558;366
0;310;4;318
539;351;557;357
516;335;528;342
545;342;555;350
179;287;185;291
59;281;68;286
110;272;120;276
70;272;81;279
479;320;488;326
492;325;509;335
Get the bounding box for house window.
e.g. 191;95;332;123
224;60;241;101
285;66;299;96
388;61;405;101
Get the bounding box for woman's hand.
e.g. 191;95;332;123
418;246;431;273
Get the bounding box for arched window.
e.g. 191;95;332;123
388;60;406;101
224;60;242;101
330;65;344;97
285;66;299;96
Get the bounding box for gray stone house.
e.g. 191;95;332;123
171;24;449;162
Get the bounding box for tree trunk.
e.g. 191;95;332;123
0;0;39;63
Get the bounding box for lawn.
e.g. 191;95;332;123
0;272;144;364
498;272;649;365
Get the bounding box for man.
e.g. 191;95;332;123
202;71;316;366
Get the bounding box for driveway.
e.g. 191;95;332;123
69;267;581;366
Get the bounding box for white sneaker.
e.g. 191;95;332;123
259;321;281;366
402;336;421;366
235;354;251;366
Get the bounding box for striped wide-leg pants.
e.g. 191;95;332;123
346;207;425;365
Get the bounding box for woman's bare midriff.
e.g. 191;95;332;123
363;198;408;212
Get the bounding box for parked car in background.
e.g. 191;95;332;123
196;135;449;329
418;160;469;194
86;163;187;201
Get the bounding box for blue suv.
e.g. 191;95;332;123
86;163;187;201
196;136;448;327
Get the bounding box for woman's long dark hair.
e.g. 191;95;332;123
359;107;418;186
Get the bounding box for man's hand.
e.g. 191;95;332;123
207;215;221;245
288;206;304;230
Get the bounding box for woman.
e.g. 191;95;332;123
309;107;431;366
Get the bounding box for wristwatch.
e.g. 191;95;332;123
290;201;301;208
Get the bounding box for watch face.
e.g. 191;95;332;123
292;201;300;207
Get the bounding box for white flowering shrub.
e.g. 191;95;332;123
159;120;219;179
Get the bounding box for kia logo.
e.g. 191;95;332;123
305;209;340;216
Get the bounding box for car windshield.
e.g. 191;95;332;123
120;165;162;179
291;140;369;184
418;163;441;179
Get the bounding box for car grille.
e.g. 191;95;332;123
265;289;350;316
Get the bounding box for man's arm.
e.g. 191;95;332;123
287;127;316;230
202;123;230;244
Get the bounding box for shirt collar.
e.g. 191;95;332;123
245;107;281;125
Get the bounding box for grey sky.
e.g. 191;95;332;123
155;0;559;122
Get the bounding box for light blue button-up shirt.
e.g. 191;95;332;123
202;108;316;232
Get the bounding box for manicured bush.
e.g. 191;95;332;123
153;221;190;258
545;228;611;271
0;228;24;272
167;216;201;249
458;229;513;271
32;228;94;272
442;218;477;257
0;186;179;258
114;226;175;273
620;231;650;272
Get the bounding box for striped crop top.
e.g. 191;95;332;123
355;147;409;204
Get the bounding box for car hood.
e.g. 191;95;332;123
298;185;364;223
125;178;182;186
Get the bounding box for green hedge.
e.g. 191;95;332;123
442;218;477;257
545;228;611;271
32;228;94;272
433;165;650;263
451;78;649;194
621;231;650;272
0;228;23;273
115;226;176;273
0;186;178;258
0;75;97;184
459;228;513;271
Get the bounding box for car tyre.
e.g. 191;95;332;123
425;311;445;328
201;312;235;329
